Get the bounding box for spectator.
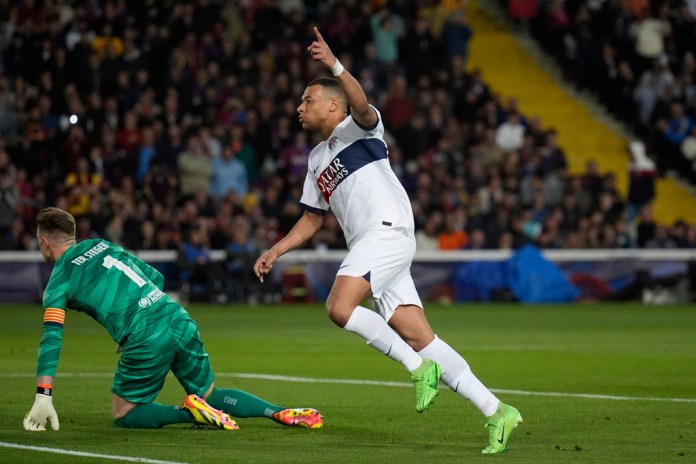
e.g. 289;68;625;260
0;149;17;246
324;5;358;57
438;208;469;250
537;129;567;177
685;223;696;248
65;157;101;218
442;10;473;63
681;125;696;180
656;102;693;173
670;219;690;248
135;126;157;186
60;124;91;175
228;123;257;185
645;224;678;248
72;212;98;242
415;211;443;251
626;141;657;223
370;7;405;66
178;134;212;198
580;159;604;205
508;0;538;27
477;174;505;215
636;203;657;248
471;127;506;169
662;102;693;145
629;5;671;75
177;225;227;303
495;112;525;152
382;74;416;133
394;112;429;161
134;220;158;250
543;0;570;63
401;15;440;84
14;167;35;223
466;228;487;250
278;131;311;187
210;144;249;201
103;213;126;245
224;216;259;302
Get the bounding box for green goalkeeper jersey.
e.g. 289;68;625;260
38;238;172;377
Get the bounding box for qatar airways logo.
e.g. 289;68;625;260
317;157;349;202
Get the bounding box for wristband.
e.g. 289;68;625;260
37;384;53;396
330;59;345;77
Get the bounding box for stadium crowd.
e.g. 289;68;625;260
0;0;695;298
504;0;696;182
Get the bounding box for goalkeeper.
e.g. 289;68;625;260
23;207;323;432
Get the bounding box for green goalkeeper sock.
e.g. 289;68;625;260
114;402;193;428
206;388;283;418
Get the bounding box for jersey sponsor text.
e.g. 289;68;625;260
317;158;349;202
138;288;165;308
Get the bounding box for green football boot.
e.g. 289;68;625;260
482;402;523;454
410;359;442;413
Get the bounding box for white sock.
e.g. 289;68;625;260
418;335;500;417
343;305;423;372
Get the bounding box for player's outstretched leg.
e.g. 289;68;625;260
205;387;324;428
180;394;239;430
482;402;522;454
410;358;442;412
273;408;324;428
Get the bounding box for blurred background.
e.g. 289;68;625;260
0;0;694;305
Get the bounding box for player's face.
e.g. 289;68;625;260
297;85;330;131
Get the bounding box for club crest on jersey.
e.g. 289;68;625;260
317;157;349;202
328;136;338;150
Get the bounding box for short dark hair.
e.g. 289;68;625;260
37;207;76;239
307;76;342;91
307;77;348;112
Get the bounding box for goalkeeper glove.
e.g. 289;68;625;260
23;385;59;431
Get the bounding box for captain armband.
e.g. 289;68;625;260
43;308;66;327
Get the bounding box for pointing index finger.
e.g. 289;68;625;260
313;26;325;43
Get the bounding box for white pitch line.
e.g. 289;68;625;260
218;373;696;404
488;388;696;403
3;372;696;404
0;441;188;464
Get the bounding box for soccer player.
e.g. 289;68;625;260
253;28;522;454
24;207;323;432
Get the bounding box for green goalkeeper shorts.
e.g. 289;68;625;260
112;304;214;404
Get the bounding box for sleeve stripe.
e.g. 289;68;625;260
43;308;66;326
300;202;327;216
44;321;64;327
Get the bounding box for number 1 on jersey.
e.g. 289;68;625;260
102;255;146;287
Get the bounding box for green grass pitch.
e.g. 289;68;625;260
1;303;695;463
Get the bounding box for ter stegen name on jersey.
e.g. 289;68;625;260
70;241;110;265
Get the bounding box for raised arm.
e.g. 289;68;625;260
307;27;378;128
